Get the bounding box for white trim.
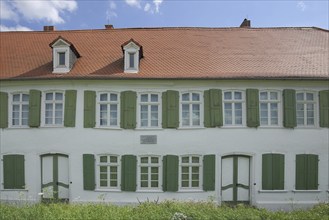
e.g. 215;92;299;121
137;92;162;128
123;43;140;73
222;90;246;127
292;190;322;193
296;91;318;128
137;155;162;191
259;90;282;127
179;91;204;128
52;47;70;73
96;154;121;190
9;92;30;128
41;91;65;127
96;91;121;128
179;155;203;191
258;190;289;193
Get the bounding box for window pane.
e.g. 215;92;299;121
110;93;117;101
129;53;135;68
234;92;242;100
110;166;117;173
100;94;107;101
13;94;20;102
141;94;148;102
110;156;117;163
224;92;232;100
306;93;314;101
22;94;29;102
46;93;53;100
100;156;107;163
182;157;189;163
192;157;199;163
151;157;159;164
150;94;158;102
296;93;304;101
192;93;200;101
182;93;189;101
59;52;65;65
141;157;148;163
270;92;278;100
55;103;63;111
260;92;267;100
55;93;63;100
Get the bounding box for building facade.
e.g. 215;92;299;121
0;24;328;210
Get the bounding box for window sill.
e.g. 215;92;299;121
95;126;122;130
293;190;321;193
42;125;64;128
136;189;163;193
95;188;121;192
136;128;163;131
177;127;205;130
8;126;30;129
1;189;28;191
222;126;246;129
258;190;288;193
178;189;203;193
258;126;282;129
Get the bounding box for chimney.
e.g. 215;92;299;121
240;18;251;28
44;26;55;31
105;24;114;30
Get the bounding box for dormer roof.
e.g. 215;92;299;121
49;36;80;58
121;38;143;59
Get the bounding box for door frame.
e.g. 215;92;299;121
221;154;251;205
40;153;69;202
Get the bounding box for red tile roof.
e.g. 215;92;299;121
0;27;328;80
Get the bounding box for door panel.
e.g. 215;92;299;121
41;154;69;201
221;155;250;204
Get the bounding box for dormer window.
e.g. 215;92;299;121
121;39;143;73
49;36;80;74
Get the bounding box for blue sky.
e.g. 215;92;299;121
0;0;328;31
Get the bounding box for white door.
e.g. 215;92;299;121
41;154;69;201
221;155;250;204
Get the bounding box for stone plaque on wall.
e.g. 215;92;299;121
140;135;157;144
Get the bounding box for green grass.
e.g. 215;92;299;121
0;201;328;220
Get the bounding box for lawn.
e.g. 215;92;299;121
0;201;328;220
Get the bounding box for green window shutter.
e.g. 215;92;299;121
204;89;222;127
272;154;284;190
121;155;137;191
246;89;260;128
283;89;296;128
0;92;8;128
29;90;41;127
296;154;307;190
203;154;215;191
163;155;178;192
84;91;96;128
64;90;77;127
120;91;137;129
262;154;273;190
83;154;95;190
319;90;329;128
307;154;318;190
162;90;179;128
3;155;25;189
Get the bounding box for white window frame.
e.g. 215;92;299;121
137;92;161;129
223;90;246;127
53;47;70;73
179;155;202;191
96;92;120;128
97;154;121;190
42;91;65;127
296;91;317;127
259;90;281;127
9;92;29;128
137;155;162;191
179;91;203;128
123;42;140;73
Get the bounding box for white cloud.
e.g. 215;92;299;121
144;3;151;12
110;1;117;10
0;1;19;21
106;1;118;22
153;0;163;13
297;1;307;12
125;0;141;9
0;25;33;32
8;0;77;24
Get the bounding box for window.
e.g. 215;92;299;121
259;91;280;126
3;154;25;189
97;155;120;189
98;92;119;127
296;92;316;126
44;92;64;126
58;52;66;66
122;39;142;73
181;92;202;127
223;91;244;126
262;153;284;190
138;156;161;190
180;155;202;189
139;93;160;128
11;93;29;127
296;154;318;190
129;53;135;69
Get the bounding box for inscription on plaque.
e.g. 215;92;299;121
140;135;157;144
